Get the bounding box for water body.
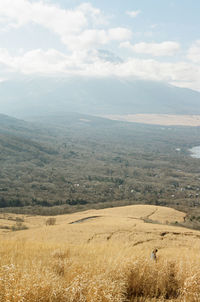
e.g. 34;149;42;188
190;146;200;158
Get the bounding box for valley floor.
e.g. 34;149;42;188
105;114;200;126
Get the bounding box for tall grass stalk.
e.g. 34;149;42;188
0;240;200;301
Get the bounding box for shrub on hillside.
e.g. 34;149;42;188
125;259;179;300
46;217;56;226
11;222;28;231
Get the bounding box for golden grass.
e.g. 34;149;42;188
105;114;200;126
0;205;200;301
1;240;200;301
0;205;186;240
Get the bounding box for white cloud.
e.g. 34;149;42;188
77;2;108;26
151;24;158;29
0;47;200;91
187;40;200;63
63;28;132;51
0;48;69;74
0;1;199;92
0;0;131;51
0;0;87;33
108;28;132;41
126;10;141;18
121;41;180;56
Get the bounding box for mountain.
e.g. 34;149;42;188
0;77;200;118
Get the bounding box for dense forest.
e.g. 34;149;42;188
1;112;200;227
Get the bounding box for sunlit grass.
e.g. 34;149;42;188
1;205;200;301
0;240;200;301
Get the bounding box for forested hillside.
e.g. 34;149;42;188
1;112;200;228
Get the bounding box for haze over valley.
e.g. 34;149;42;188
1;77;200;119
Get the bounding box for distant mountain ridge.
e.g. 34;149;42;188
0;113;33;135
0;77;200;118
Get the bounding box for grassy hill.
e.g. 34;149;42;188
0;204;186;241
1;204;200;301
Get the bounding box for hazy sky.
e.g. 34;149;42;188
0;0;200;90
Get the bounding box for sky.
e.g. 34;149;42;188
0;0;200;91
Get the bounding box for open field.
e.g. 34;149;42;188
105;114;200;126
1;205;200;301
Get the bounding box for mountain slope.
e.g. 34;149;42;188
0;77;200;117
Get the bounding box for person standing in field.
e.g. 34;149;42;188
151;248;158;261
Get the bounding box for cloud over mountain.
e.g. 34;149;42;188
0;0;199;92
120;41;180;56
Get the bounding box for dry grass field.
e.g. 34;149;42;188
1;205;200;301
105;114;200;126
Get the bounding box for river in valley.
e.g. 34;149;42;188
190;146;200;158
